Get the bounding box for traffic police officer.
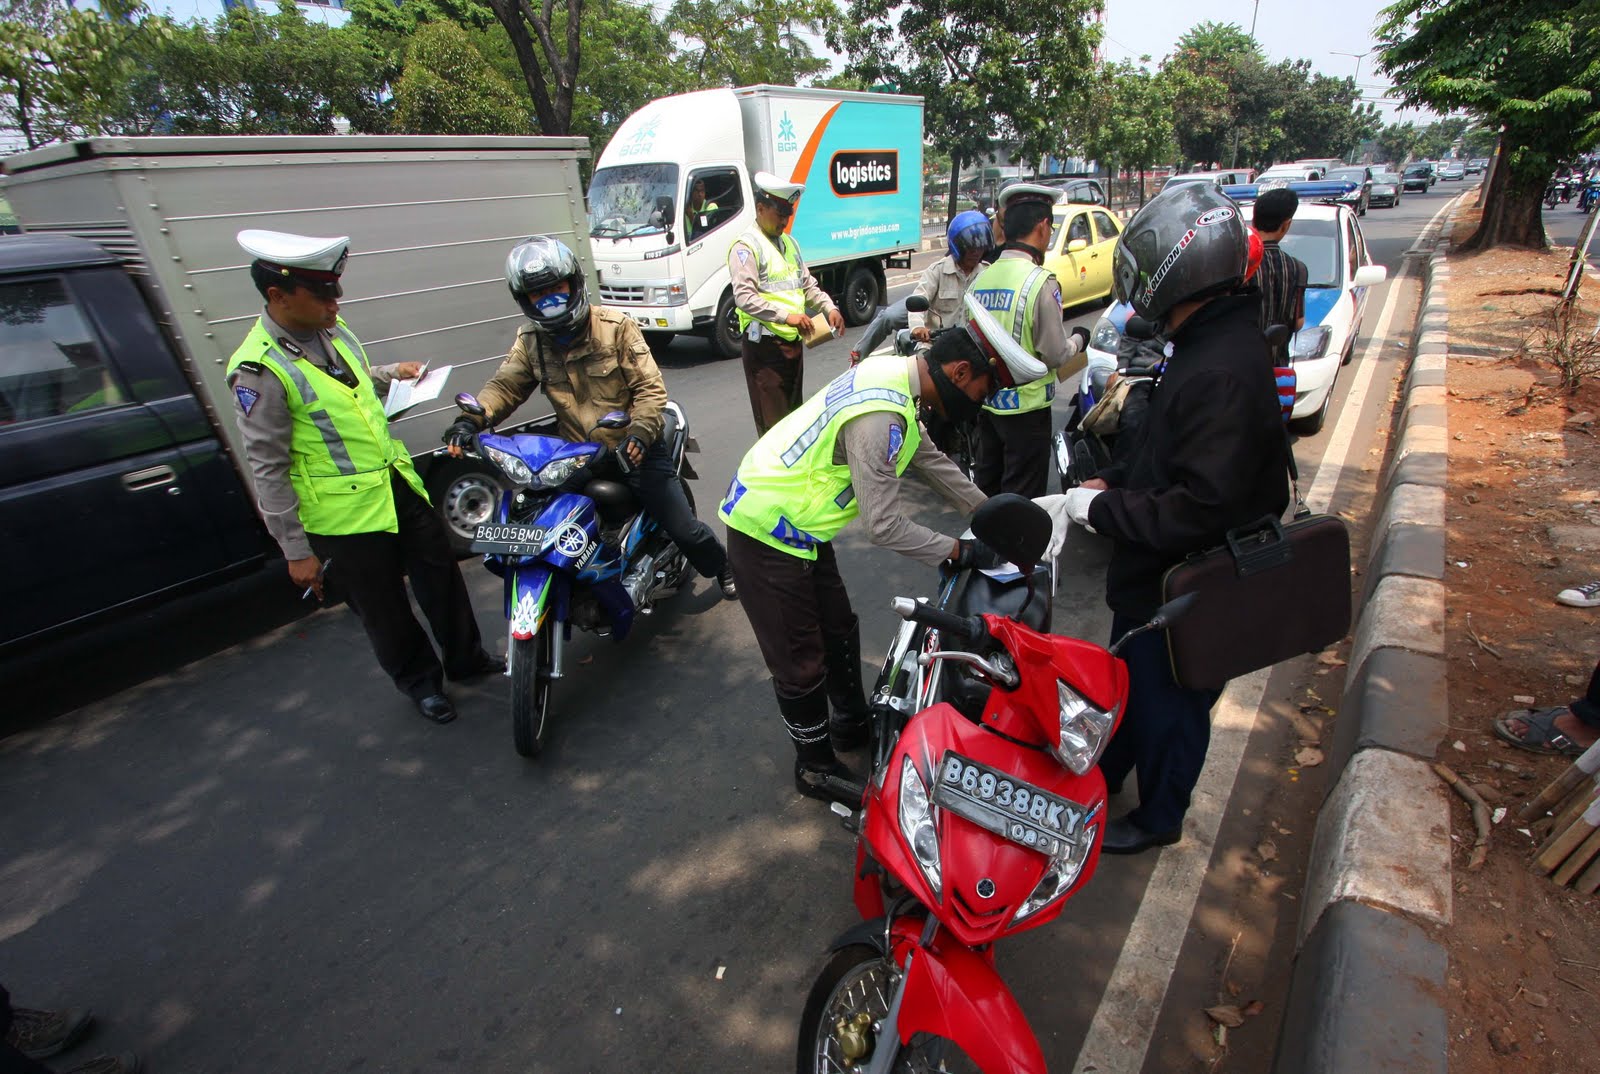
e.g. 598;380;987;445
969;184;1087;497
728;171;845;435
227;230;498;724
720;300;1060;803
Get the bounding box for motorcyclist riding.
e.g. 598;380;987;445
445;236;737;600
848;211;994;362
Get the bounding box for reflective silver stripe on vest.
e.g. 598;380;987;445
749;234;804;293
329;324;370;370
779;387;911;467
1012;267;1048;343
257;348;358;475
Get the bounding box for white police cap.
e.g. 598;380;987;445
237;229;350;277
996;183;1064;217
753;171;804;204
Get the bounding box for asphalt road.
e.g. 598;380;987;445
0;186;1459;1074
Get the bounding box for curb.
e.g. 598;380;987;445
1270;201;1466;1074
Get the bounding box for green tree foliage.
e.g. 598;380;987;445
0;0;167;148
482;0;580;135
1161;21;1258;166
828;0;1102;223
1379;0;1600;250
567;0;684;148
393;20;528;134
1375;119;1421;164
666;0;834;87
1078;60;1176;202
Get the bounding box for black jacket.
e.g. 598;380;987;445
1088;293;1290;619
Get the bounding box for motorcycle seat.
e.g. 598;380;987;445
585;479;639;524
951;564;1052;634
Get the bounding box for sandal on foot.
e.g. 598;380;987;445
1493;707;1588;757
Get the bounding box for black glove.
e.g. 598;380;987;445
950;538;1004;572
443;417;479;449
1070;325;1090;353
615;435;648;474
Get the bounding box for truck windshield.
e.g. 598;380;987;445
589;164;679;239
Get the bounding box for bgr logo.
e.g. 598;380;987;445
775;112;798;153
829;151;898;196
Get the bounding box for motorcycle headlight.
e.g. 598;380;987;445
898;756;941;897
1090;315;1121;353
482;443;534;486
1289;325;1332;361
1052;680;1117;775
1012;823;1097;924
536;454;589;489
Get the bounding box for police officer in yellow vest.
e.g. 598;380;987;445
227;230;498;725
969;185;1090;498
720;302;1060;803
729;171;845;435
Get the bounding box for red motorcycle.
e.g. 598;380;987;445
796;495;1192;1073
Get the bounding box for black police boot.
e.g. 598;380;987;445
777;683;865;806
823;618;871;753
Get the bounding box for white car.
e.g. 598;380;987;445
1276;203;1387;433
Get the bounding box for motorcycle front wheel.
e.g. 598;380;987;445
511;629;554;757
796;944;979;1074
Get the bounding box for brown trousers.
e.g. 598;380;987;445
726;529;855;698
741;333;805;436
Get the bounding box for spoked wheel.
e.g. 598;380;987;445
797;945;978;1074
511;629;554;758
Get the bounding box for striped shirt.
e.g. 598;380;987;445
1256;242;1308;356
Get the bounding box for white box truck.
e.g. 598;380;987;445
0;135;592;648
586;85;924;358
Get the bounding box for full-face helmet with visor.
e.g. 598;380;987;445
505;236;590;340
946;210;993;261
1112;184;1248;327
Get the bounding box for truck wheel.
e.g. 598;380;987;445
841;265;880;327
428;459;507;557
714;290;742;360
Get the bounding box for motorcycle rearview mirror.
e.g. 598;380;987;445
1108;593;1196;657
970;493;1051;575
1123;315;1157;340
905;294;930;314
455;392;487;419
1263;324;1291;350
593;410;632;431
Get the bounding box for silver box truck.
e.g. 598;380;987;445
0;135;591;648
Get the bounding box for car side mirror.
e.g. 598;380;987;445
1352;264;1387;287
455;392;487;419
1067;238;1088;253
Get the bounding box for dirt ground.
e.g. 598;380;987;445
1439;191;1600;1073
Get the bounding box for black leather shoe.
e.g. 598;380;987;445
830;710;870;753
417;694;457;724
450;651;505;682
716;563;738;601
1101;815;1181;855
794;758;866;806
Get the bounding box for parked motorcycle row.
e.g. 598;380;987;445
1546;167;1600;213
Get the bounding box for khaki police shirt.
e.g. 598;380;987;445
993;249;1078;373
229;311;405;561
729;230;836;331
476;305;669;451
907;255;982;334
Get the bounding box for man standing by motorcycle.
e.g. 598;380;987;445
1051;185;1290;854
445;236;737;601
847;211;993;362
719;313;1048;804
729;172;847;435
970;185;1087;497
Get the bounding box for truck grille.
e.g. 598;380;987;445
23;221;147;274
598;283;645;304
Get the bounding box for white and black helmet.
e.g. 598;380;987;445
505;236;590;337
1112;184;1248;325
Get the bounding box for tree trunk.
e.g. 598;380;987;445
1462;135;1547;252
486;0;581;135
946;149;964;228
1138;166;1146;206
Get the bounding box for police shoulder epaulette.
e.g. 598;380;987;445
235;360;266;375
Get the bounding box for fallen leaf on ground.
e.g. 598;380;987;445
1316;651;1346;667
1257;840;1279;862
1243;1000;1265;1017
1225;980;1241;996
1294;747;1324;767
1205;1005;1244;1028
1525;991;1550;1008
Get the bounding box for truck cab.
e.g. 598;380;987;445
0;234;267;649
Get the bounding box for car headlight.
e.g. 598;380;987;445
1012;823;1096;924
1052;680;1117;775
646;280;688;306
1289;325;1332;361
898;756;941;897
1090;315;1121;353
482;443;534;486
536;454;589;489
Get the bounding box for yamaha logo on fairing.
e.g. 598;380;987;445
829;151;898;196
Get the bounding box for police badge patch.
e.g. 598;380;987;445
235;385;260;416
886;422;904;464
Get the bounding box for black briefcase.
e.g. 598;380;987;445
1160;512;1351;691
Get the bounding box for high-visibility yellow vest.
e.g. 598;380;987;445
732;226;806;341
720;356;921;559
970;257;1057;415
227;318;426;536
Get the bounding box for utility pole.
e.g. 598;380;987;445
1331;51;1374;162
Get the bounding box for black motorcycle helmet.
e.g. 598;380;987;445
1112;184;1249;327
505;236;590;340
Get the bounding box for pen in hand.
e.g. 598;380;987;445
302;558;332;601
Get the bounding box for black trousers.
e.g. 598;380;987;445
1571;660;1600;731
726;530;854;698
741;334;805;436
974;407;1053;499
0;985;50;1074
308;471;486;701
1097;612;1223;833
627;439;725;578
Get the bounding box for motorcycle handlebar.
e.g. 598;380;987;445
890;597;983;643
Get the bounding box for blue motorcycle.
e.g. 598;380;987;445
453;392;699;757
